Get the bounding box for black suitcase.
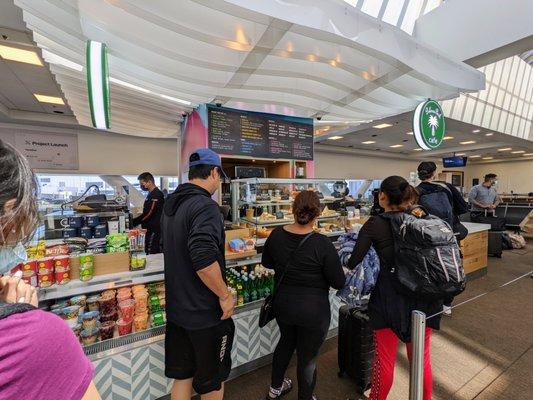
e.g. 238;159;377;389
338;306;374;393
471;211;506;231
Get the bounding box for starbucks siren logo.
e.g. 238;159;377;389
413;99;445;150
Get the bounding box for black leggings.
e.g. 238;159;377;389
271;289;330;400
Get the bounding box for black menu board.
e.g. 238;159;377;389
207;105;314;160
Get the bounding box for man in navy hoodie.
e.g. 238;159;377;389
162;148;235;400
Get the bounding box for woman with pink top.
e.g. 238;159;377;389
0;140;101;400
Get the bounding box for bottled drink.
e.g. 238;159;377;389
236;276;244;306
242;276;250;304
250;275;258;302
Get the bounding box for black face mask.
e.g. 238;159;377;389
140;184;148;191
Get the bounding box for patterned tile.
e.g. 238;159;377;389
131;346;150;377
149;342;165;372
149;368;170;399
111;353;132;400
132;371;151;400
93;358;112;400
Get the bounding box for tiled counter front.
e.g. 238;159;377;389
91;294;343;400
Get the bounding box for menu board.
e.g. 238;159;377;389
207;105;314;160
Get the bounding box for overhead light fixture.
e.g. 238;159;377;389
460;140;476;145
455;153;466;156
42;50;83;71
472;129;480;133
413;148;424;151
443;136;454;140
511;150;525;154
470;155;482;158
110;77;151;93
389;144;403;148
498;148;512;152
86;40;110;130
406;131;413;135
482;157;494;160
485;133;494;136
328;136;343;140
523;153;533;156
34;94;65;105
160;94;192;106
362;140;376;144
0;44;43;66
373;123;392;129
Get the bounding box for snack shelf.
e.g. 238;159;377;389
85;299;265;360
240;214;341;227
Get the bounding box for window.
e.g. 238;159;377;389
37;174;114;204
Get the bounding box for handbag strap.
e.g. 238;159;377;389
273;232;314;295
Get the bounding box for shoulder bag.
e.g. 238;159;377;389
259;232;314;328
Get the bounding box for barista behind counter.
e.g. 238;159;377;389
133;172;165;254
329;181;356;211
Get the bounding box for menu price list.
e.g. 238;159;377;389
208;106;313;160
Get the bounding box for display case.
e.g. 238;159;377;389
231;178;348;241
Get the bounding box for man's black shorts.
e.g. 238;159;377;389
165;318;235;394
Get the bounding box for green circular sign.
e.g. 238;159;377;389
413;99;445;150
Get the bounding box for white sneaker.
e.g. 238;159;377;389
443;305;452;316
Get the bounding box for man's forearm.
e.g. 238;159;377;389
197;262;229;299
471;199;486;208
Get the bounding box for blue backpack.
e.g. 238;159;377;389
336;233;380;308
417;182;454;228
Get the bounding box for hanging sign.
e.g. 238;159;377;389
86;40;110;130
413;99;445;150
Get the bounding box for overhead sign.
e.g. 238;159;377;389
0;128;79;170
413;99;445;150
207;105;314;160
86;40;110;130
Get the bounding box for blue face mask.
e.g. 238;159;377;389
0;242;27;275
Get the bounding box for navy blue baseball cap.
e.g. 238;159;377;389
189;148;229;180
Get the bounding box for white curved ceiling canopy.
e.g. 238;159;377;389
15;0;485;138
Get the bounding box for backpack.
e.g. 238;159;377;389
336;233;380;308
381;207;466;300
509;232;526;249
417;183;454;228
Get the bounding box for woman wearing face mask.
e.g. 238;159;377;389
0;140;101;400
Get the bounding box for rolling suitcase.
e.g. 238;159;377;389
488;231;503;258
338;305;374;393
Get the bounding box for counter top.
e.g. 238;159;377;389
462;222;491;234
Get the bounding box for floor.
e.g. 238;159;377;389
194;244;533;400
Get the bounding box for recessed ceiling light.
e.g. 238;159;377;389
511;150;525;154
460;140;476;145
470;155;482;158
443;136;454;140
34;94;65;105
0;44;43;66
413;148;424;151
455;153;466;156
473;129;480;133
498;148;512;151
362;140;376;144
389;144;403;148
406;131;413;135
373;123;393;129
485;133;494;136
523;153;533;156
328;136;343;140
482;157;494;160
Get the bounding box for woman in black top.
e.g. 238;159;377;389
347;176;442;400
262;191;345;400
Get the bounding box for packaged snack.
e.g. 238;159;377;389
37;257;54;274
26;241;46;259
229;239;245;253
244;238;255;251
21;260;38;274
80;327;99;345
138;230;146;251
55;269;70;285
81;311;100;329
45;244;69;257
151;311;166;327
61;306;80;328
116;318;133;336
86;295;100;312
38;271;54;288
54;255;70;271
78;253;94;281
100;310;118;323
100;321;115;340
21;271;37;287
134;292;148;314
133;313;149;331
118;299;135;322
98;296;116;316
128;230;138;251
106;233;129;253
69;295;87;308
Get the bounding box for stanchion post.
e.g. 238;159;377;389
409;310;426;400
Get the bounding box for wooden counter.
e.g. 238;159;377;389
460;222;491;277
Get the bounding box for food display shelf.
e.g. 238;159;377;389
238;199;338;207
240;214;340;227
44;210;128;219
85;299;264;360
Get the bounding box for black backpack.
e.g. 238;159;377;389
381;207;466;300
417;183;454;228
